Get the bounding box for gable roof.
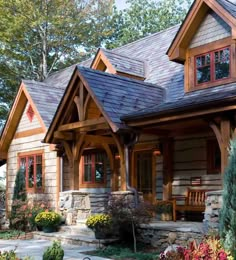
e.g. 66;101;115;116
78;66;164;128
45;66;165;142
167;0;236;63
91;48;146;79
23;80;65;128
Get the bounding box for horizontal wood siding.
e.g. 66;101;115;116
189;11;231;49
16;102;41;133
7;133;58;211
172;134;222;205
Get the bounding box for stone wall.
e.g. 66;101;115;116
59;191;109;225
204;190;223;232
137;222;204;253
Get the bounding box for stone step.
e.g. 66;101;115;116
60;224;95;238
33;231;118;248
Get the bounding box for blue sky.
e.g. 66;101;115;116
115;0;128;10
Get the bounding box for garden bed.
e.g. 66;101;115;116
84;243;159;260
0;230;33;240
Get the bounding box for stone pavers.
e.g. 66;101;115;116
0;239;110;260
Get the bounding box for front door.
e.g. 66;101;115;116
134;151;154;203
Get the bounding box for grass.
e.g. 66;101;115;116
87;244;159;260
0;230;25;239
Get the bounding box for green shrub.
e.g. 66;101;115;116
43;241;64;260
219;139;236;258
35;211;61;228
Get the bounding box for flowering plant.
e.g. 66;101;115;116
86;214;112;231
159;236;233;260
35;211;61;227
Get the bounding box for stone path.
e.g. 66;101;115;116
0;239;110;260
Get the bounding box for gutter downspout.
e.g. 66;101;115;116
124;133;139;207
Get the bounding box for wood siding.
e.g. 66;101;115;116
172;134;222;205
7;132;58;210
16;102;41;133
189;10;231;49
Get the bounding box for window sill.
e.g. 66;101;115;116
187;77;236;92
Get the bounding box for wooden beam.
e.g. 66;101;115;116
209;122;223;152
127;104;236;127
73;134;85;160
84;135;115;145
54;131;73;140
62;141;72;166
58;117;106;132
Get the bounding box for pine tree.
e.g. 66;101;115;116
219;139;236;257
12;168;26;201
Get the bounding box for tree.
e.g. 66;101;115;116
219;139;236;258
0;0;114;123
106;0;193;49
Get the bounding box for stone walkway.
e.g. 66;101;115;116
0;239;110;260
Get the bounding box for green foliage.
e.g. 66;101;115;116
10;168;27;230
0;230;24;239
91;245;158;260
43;241;64;260
35;211;61;228
106;0;193;49
12;169;26;201
219;139;236;257
0;0;114;123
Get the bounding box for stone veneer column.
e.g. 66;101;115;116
204;190;223;232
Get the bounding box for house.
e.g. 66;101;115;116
1;0;236;222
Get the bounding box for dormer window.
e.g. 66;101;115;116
195;46;230;86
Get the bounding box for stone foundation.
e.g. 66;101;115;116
59;191;109;225
109;191;143;206
137;222;204;253
204;190;223;232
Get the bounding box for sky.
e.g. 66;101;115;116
115;0;128;10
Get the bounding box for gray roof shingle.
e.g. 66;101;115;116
121;82;236;120
216;0;236;18
23;80;65;128
77;66;165;129
100;48;146;78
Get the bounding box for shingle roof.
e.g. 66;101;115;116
23;80;65;128
114;25;183;101
100;48;146;78
216;0;236;18
77;66;165;129
121;82;236;120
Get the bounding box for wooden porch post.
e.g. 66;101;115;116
220;118;230;174
112;133;127;191
162;138;174;200
210;118;231;175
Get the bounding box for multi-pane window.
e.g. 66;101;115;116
19;153;43;192
83;152;106;184
195;47;230;85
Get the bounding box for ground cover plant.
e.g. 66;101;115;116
87;244;158;260
0;230;25;240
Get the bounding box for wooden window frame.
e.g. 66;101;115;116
207;139;221;175
194;46;230;86
18;150;44;193
185;37;236;92
80;150;107;188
